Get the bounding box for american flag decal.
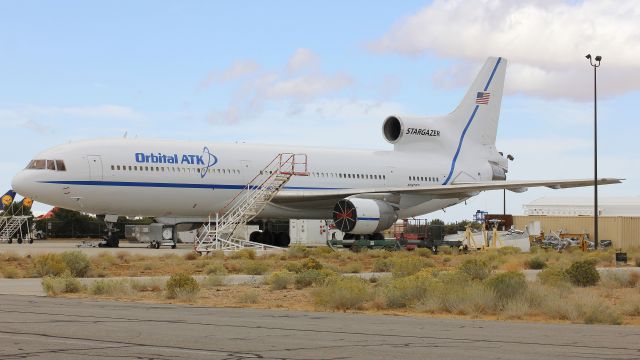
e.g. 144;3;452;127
476;91;490;105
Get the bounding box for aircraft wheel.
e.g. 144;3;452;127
262;231;274;246
171;243;177;249
278;232;290;247
371;233;384;240
17;238;23;244
28;239;34;244
7;239;12;244
249;231;262;243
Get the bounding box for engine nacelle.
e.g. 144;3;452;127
382;115;446;151
332;198;398;234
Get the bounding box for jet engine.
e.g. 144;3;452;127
332;198;397;234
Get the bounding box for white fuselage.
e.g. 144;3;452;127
11;138;491;222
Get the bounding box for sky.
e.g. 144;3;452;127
0;0;638;222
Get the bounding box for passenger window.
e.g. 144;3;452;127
134;166;137;171
117;165;121;170
150;167;154;171
111;165;115;170
145;166;149;171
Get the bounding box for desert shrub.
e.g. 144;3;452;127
230;248;256;260
288;244;309;259
224;261;243;273
284;261;304;273
309;246;334;256
384;273;433;308
372;258;393;272
459;259;491;281
42;274;83;295
539;295;581;321
342;262;364;274
32;254;67;277
413;272;494;316
442;256;452;263
129;278;164;292
525;257;547;270
600;271;638;289
580;298;622;325
60;251;92;277
415;248;432;258
183;252;199;261
242;260;270;275
538;266;571;287
1;266;20;278
269;271;294;290
453;283;497;316
201;275;225;288
0;252;22;262
90;279;135;296
500;297;530;320
237;289;260;304
391;256;431;278
635;257;640;267
438;246;452;255
497;246;521;255
486;271;527;306
566;260;599;287
294;269;332;289
301;257;323;270
313;276;370;310
165;273;200;299
620;297;640;316
205;262;228;275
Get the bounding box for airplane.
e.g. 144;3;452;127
11;56;621;247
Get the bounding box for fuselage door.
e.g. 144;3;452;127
87;155;103;180
241;160;253;183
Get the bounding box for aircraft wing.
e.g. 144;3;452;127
273;178;623;204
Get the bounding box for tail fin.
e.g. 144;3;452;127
449;57;507;146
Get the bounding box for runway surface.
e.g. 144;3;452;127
0;295;638;359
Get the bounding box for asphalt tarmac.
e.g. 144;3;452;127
0;294;638;360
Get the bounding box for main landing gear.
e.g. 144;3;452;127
99;219;119;248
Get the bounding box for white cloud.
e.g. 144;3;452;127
287;48;320;73
206;48;355;124
263;74;353;101
371;0;640;100
198;60;261;90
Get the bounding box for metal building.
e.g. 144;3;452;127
514;196;640;249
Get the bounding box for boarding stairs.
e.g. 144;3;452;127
0;215;31;243
194;153;308;253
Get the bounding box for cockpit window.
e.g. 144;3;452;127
26;159;46;169
25;159;67;171
55;160;66;171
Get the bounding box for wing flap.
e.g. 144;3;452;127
274;178;622;203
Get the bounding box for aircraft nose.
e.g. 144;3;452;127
11;170;32;197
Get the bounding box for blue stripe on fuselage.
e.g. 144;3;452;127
38;180;346;191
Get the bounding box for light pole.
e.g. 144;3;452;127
586;54;601;249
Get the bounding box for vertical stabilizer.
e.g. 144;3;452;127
449;57;507;146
